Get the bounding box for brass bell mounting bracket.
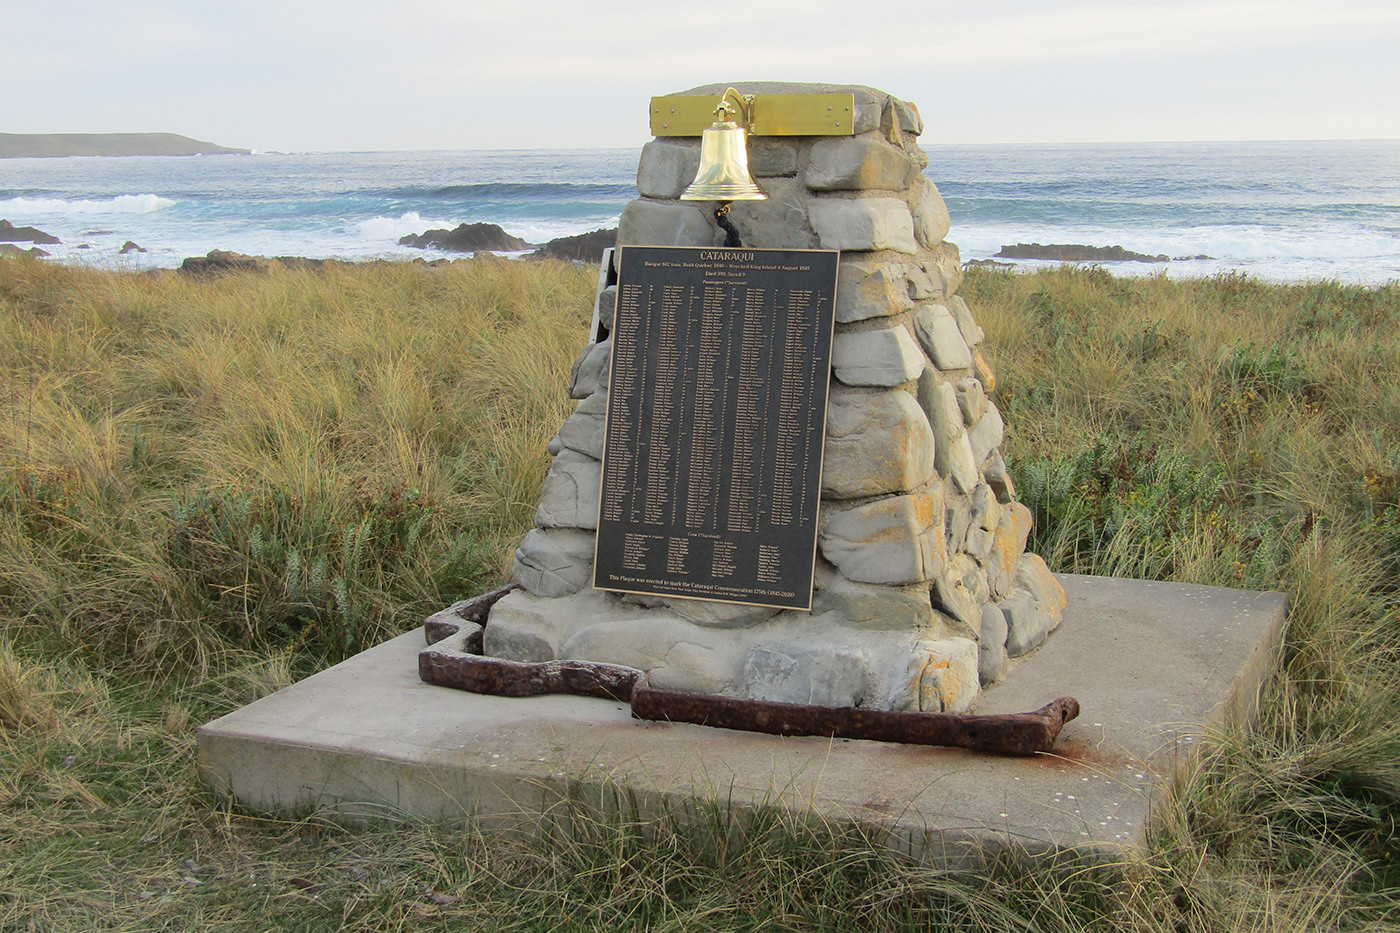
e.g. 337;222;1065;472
649;89;857;138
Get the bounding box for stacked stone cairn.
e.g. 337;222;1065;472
475;83;1066;713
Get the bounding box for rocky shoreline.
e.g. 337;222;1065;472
2;216;1209;272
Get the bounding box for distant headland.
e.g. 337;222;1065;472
0;133;251;159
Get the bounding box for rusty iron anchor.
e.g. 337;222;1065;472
419;584;1080;756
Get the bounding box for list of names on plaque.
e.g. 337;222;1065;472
594;246;838;610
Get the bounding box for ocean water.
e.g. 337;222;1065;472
1;141;1397;284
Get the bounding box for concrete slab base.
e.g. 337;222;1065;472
197;574;1287;864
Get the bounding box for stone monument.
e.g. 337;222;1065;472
466;83;1066;713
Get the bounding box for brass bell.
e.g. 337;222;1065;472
680;92;766;202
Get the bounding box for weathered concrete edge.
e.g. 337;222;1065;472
197;573;1290;867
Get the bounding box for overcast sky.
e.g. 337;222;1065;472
6;0;1398;152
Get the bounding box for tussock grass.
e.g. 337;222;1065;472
2;258;1399;930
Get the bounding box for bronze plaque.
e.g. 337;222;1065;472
594;246;838;610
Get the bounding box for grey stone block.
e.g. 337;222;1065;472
568;339;611;400
821;386;936;499
1002;588;1055;657
556;398;606;460
808;198;917;253
955;377;986;426
747;137;799;177
559;615;737;696
945;490;973;554
932;241;964;296
965;484;1002;561
906;243;965;301
805;137;921;191
1017;553;1067;625
742;643;867;707
665;598;780;629
835;258;912;324
914;302;972;372
535;449;602;530
728;176;818;249
918;367;979;494
912;177;951;249
979;639;1008;687
512;527;596;598
831;324;925;387
949;295;984;347
984;451;1016;504
596;285;616;333
981;601;1008;649
637;139;701;199
912;638;980;713
818;489;945;585
618;199;718;247
986;503;1034;600
892;99;924;136
481;589;565;662
810;575;936;631
968;401;1005;467
932;561;982;639
906;263;940;300
978;603;1010;685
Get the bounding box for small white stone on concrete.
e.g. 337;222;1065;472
914;302;972;372
822;386;936;499
808;198;917;253
618;199;718;247
832;325;925;387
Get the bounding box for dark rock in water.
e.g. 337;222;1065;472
995;242;1169;263
179;250;272;276
120;240;147;254
0;219;60;244
965;258;1015;269
0;243;49;259
530;227;617;263
398;222;531;253
1173;254;1215;261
